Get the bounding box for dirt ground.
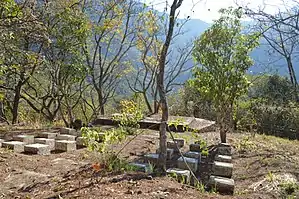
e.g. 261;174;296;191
0;126;299;199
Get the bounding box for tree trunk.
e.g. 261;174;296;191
12;81;22;124
98;90;105;115
143;92;153;114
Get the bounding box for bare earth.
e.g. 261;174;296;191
0;127;299;199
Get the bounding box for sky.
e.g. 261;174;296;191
140;0;297;23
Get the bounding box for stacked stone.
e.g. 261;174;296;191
208;143;235;195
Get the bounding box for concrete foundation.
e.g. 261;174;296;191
38;132;58;139
177;156;198;173
55;140;77;151
60;127;77;136
56;134;76;141
189;143;201;152
129;162;152;173
215;154;232;163
166;168;191;184
2;141;25;153
35;138;55;150
156;148;174;160
184;151;201;160
212;161;233;178
218;143;232;156
208;175;235;194
24;143;51;155
13;135;34;144
144;153;159;165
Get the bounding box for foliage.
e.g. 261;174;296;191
189;7;260;142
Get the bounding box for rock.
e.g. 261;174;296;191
55;140;76;151
166;168;191;184
2;141;25;153
156;148;174;160
60;127;77;136
24;143;51;155
177;156;198;173
189;144;201;152
212;161;233;178
218;143;232;156
128;163;153;173
208;175;235;194
215;154;232;163
144;153;159;165
184;151;201;160
56;134;76;141
38;132;58;139
13;135;34;144
34;138;55;150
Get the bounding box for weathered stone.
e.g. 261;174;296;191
189;143;201;152
218;143;232;156
166;168;191;184
208;175;235;195
24;143;51;155
2;141;24;153
212;161;233;178
215;154;232;163
60;127;77;136
184;151;201;160
76;137;85;147
35;138;55;150
13;135;34;144
177;156;198;173
129;163;152;173
156;148;174;160
38;132;58;139
56;134;76;141
144;153;159;165
55;140;76;151
173;138;185;148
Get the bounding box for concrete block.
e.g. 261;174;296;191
184;151;201;160
56;134;76;141
35;138;55;150
13;135;34;144
212;161;233;178
55;140;76;151
128;163;153;173
38;132;58;139
189;143;201;152
208;175;235;195
76;137;86;147
218;143;232;156
215;154;232;163
166;168;191;184
144;153;159;165
167;140;184;152
24;143;51;155
177;156;198;173
173;138;185;148
60;127;77;136
156;148;174;160
2;141;25;153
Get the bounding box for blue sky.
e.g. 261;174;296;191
141;0;295;23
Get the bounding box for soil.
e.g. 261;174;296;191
0;126;299;199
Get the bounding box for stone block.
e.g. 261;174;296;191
208;175;235;195
189;143;201;152
215;154;232;163
177;156;198;173
129;163;153;173
24;143;51;155
166;168;191;184
156;148;174;160
60;127;77;136
144;153;159;165
218;143;232;156
212;161;233;178
35;138;55;150
76;137;86;147
56;134;76;141
173;138;185;148
13;135;34;144
38;132;58;139
184;151;201;160
55;140;76;151
2;141;25;153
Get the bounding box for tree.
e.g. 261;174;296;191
189;7;260;143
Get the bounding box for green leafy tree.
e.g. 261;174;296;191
189;7;260;143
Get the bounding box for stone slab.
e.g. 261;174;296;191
212;161;233;178
166;168;191;184
60;127;77;136
35;138;55;150
215;154;232;163
189;143;201;152
13;135;34;144
156;148;174;160
144;153;159;165
56;134;76;141
55;140;76;151
184;151;201;160
2;141;25;153
128;163;153;173
208;175;235;194
38;132;58;139
218;143;232;156
177;156;198;173
24;143;51;155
